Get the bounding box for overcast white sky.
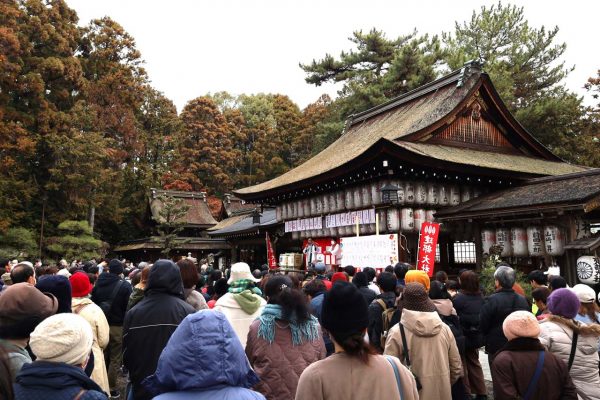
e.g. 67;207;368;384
65;0;599;113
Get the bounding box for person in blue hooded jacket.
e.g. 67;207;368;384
142;310;265;400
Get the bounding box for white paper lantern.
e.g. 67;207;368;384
415;182;427;205
496;228;512;257
450;186;460;206
576;256;600;285
322;194;330;214
544;226;565;256
414;209;426;231
511;228;528;257
438;185;449;206
371;182;381;206
366;223;376;234
377;210;387;234
297;200;304;218
281;203;288;220
360;224;368;235
396;182;406;205
427;184;439;205
426;210;436;222
292;231;300;240
405;182;415;204
303;199;311;217
276;206;283;222
387;209;400;232
481;229;496;255
361;185;372;207
527;226;545;257
335;191;344;212
344;189;354;210
316;196;324;215
353;187;362;209
310;198;317;216
461;186;472;203
401;208;414;231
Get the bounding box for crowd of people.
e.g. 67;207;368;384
1;256;600;400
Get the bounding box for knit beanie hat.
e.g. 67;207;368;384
331;272;348;284
108;259;124;275
321;281;369;340
572;284;595;304
547;288;580;319
405;270;431;291
402;282;437;313
70;272;93;298
30;313;93;366
0;283;58;339
503;310;540;341
36;275;72;314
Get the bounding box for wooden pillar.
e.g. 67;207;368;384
473;221;483;270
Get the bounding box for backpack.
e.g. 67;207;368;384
99;280;124;316
439;313;466;356
376;299;397;349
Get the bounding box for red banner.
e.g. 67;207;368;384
266;232;277;270
417;222;440;277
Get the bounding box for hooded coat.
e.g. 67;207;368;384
14;361;107;400
539;316;600;400
123;260;195;400
142;311;265;400
214;291;266;348
91;272;132;325
384;309;463;400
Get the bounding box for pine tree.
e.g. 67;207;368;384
46;220;104;261
153;195;190;258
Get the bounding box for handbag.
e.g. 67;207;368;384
384;355;404;400
399;323;422;391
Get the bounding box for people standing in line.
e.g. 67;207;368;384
9;263;36;285
367;272;397;353
528;270;548;315
207;278;229;309
123;260;195;400
548;275;567;292
246;275;325;400
572;284;600;324
491;311;578;400
127;265;150;311
214;262;267;348
539;288;600;400
479;265;529;368
70;271;110;394
0;346;14;399
142;311;265;400
295;282;418;400
452;270;487;400
532;287;551;319
343;265;355;281
14;313;108;400
35;274;73;313
0;283;58;380
330;272;348;285
363;267;381;295
384;282;463;400
176;259;208;311
91;259;132;399
404;269;431;291
303;279;333;356
353;271;377;305
393;263;409;293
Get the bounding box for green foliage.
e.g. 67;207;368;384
152;195;191;258
46;220;103;261
0;228;37;259
479;244;531;298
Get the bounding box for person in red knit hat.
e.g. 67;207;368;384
331;272;348;285
70;272;110;393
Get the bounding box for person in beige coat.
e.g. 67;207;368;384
296;282;418;400
69;271;110;393
214;263;266;347
385;282;463;400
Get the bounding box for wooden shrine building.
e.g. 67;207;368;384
233;61;590;275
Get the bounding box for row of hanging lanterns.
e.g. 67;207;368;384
481;226;565;257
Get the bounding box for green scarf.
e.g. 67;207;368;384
257;304;320;346
228;279;262;296
233;290;263;314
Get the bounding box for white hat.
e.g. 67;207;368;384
56;268;71;278
30;313;93;365
227;262;261;284
572;284;596;304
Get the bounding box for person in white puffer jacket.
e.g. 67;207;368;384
539;288;600;400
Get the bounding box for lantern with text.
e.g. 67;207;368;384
417;222;440;277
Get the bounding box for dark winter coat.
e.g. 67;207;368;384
358;286;377;305
453;291;485;349
368;291;396;352
14;361;107;400
491;337;578;400
479;288;529;355
91;272;132;325
309;292;333;355
123;260;195;400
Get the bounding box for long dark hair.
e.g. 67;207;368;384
265;275;311;324
330;331;376;364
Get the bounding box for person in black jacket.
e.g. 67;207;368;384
479;265;529;368
452;270;487;400
367;272;397;353
122;259;194;400
91;259;132;398
352;272;376;305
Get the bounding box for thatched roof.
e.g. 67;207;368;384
436;169;600;220
149;189;217;228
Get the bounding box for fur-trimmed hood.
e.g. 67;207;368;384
543;315;600;336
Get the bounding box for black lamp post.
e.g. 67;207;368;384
381;183;400;204
252;209;261;224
